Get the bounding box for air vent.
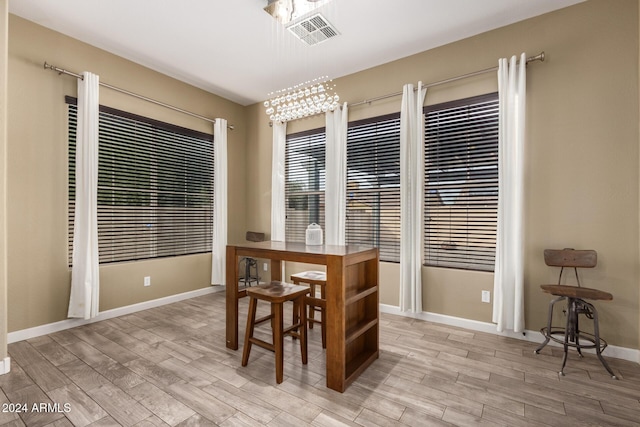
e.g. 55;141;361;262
287;13;339;46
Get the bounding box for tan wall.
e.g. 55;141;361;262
6;1;639;352
0;0;8;361
246;0;640;349
7;15;247;332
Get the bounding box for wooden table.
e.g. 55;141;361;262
226;241;379;392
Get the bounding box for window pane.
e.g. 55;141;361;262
285;131;326;242
346;114;401;262
284;115;401;263
68;102;214;264
423;93;498;271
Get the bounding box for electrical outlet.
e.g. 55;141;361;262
481;290;491;303
263;262;268;272
144;276;151;287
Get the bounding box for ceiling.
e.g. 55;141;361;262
9;0;583;106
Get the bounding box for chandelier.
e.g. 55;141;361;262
264;77;340;123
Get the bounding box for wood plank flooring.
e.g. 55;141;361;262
1;290;639;426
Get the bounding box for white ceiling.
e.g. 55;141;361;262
10;0;583;106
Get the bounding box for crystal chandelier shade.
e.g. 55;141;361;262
264;76;340;123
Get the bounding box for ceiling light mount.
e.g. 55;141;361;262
264;0;333;25
264;0;339;45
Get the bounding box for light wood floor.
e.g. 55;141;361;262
1;290;640;426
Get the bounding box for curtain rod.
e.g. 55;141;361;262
349;51;545;107
43;62;234;130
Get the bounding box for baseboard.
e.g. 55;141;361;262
9;291;637;364
0;357;10;375
8;286;224;344
379;304;640;364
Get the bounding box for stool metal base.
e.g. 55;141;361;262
535;295;617;379
239;257;260;287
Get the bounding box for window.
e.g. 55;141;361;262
346;114;401;262
68;97;214;264
285;130;326;242
284;114;401;262
423;93;499;271
284;94;498;269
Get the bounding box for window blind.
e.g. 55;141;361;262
423;93;499;271
346;114;401;262
285;129;326;242
68;99;214;264
284;115;401;262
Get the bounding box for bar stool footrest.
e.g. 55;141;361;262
540;326;608;352
254;314;274;326
248;337;276;352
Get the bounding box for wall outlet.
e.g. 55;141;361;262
144;276;151;287
481;290;491;303
263;262;268;272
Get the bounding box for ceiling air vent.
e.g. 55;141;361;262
287;13;339;46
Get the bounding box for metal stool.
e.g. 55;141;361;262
238;231;265;287
241;281;309;384
534;249;616;379
290;271;327;349
239;257;259;287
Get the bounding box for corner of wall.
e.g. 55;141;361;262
0;0;9;373
637;0;640;361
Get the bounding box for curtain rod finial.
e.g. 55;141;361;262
526;52;545;63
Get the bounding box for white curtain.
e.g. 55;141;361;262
399;82;427;313
68;72;100;319
211;119;228;285
325;102;348;246
493;53;526;333
271;121;287;241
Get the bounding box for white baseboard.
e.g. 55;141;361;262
8;291;637;364
8;286;224;344
0;357;10;375
380;304;640;364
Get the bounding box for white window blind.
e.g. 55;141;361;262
423;93;499;271
68;98;214;264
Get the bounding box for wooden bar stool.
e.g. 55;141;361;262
241;281;309;384
534;249;617;379
290;271;327;349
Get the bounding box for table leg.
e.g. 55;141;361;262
226;245;239;350
325;255;345;392
272;259;282;281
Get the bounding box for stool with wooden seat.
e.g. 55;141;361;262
290;271;327;349
241;281;309;384
534;249;616;379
